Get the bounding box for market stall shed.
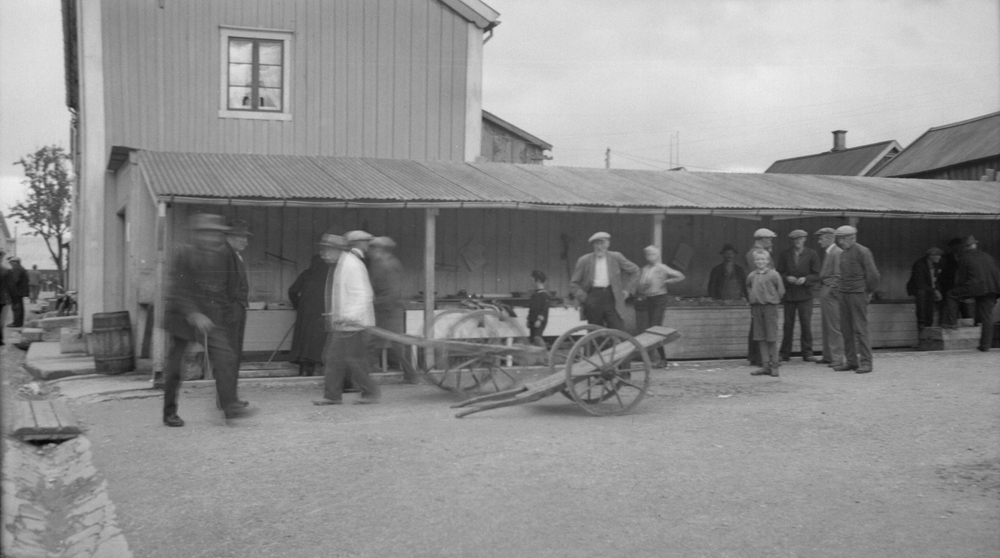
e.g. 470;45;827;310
105;149;1000;367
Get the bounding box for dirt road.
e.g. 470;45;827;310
12;349;1000;557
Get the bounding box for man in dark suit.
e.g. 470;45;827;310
569;232;639;331
223;220;252;372
7;257;29;327
775;230;821;361
0;251;10;345
905;247;943;331
162;214;249;427
942;236;1000;352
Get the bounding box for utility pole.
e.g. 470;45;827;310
605;148;610;169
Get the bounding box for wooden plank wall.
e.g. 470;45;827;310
101;0;471;161
168;204;999;305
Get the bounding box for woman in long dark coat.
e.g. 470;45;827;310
288;255;330;376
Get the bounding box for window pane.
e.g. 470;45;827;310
259;41;282;65
258;65;282;88
258;88;282;110
229;87;253;109
228;63;252;87
229;39;253;63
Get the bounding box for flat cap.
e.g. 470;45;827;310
834;225;857;236
187;213;231;231
8;256;21;263
317;233;348;249
814;227;837;235
788;229;808;239
964;235;978;247
345;230;374;243
753;228;777;239
225;219;253;236
370;236;396;249
926;247;944;255
588;231;611;243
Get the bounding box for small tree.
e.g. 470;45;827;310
10;145;73;286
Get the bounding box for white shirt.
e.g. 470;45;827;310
330;249;375;330
592;253;610;287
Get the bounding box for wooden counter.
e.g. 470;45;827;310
243;309;296;352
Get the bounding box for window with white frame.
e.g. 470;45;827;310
219;27;292;121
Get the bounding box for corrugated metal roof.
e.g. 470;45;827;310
873;111;1000;177
765;141;900;176
132;150;1000;217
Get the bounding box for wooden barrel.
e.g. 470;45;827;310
91;311;135;375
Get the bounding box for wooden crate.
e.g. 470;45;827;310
12;399;83;443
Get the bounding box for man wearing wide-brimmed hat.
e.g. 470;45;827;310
905;246;944;332
814;227;844;367
942;235;1000;352
162;213;250;427
223;219;253;372
707;244;747;301
776;229;821;362
569;231;639;331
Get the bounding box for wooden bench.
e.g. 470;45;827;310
11;399;83;443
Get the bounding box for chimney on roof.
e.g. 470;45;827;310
831;130;847;152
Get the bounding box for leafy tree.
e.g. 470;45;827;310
9;145;73;285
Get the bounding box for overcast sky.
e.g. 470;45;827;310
1;0;998;250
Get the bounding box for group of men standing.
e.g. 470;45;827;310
745;225;881;374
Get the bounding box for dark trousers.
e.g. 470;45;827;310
945;293;997;350
839;292;872;369
163;330;239;418
635;294;668;359
913;290;938;329
583;287;623;330
0;304;5;343
323;330;381;402
225;304;247;373
780;299;814;360
10;297;24;327
748;324;761;365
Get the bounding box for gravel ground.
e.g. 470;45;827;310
8;347;1000;558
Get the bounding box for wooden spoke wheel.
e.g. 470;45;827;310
548;324;603;401
563;329;651;416
424;309;520;395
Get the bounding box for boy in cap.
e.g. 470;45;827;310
746;249;785;376
905;246;943;331
527;270;550;346
744;228;776;366
775;229;821;361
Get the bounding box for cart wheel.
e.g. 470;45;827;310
563;329;651;416
548;324;603;401
425;309;520;394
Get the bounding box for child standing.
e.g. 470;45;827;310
527;270;550;347
746;249;785;376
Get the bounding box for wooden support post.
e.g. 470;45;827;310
152;201;167;386
423;208;439;368
652;214;664;249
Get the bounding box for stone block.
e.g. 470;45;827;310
39;316;80;332
60;328;88;354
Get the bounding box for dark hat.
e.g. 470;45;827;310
926;247;944;255
814;227;837;236
317;233;348;249
188;213;231;231
788;229;808;239
719;243;737;255
225;219;253;236
530;270;547;282
963;235;978;247
946;237;964;247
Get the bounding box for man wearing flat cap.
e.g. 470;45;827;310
315;230;381;404
368;236;419;383
570;232;639;330
833;225;880;374
162;214;249;427
744;228;776;366
942;236;1000;352
814;227;844;366
223;220;252;372
776;229;821;361
905;247;943;332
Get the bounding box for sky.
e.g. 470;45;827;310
1;0;998;265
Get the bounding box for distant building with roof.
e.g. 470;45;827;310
480;110;552;164
765;130;901;176
872;111;1000;180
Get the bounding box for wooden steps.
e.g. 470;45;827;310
12;399;83;443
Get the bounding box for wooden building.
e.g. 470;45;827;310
872;111;1000;180
480;110;552;164
766;131;901;176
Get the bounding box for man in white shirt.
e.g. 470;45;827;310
569;232;639;330
314;230;381;405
